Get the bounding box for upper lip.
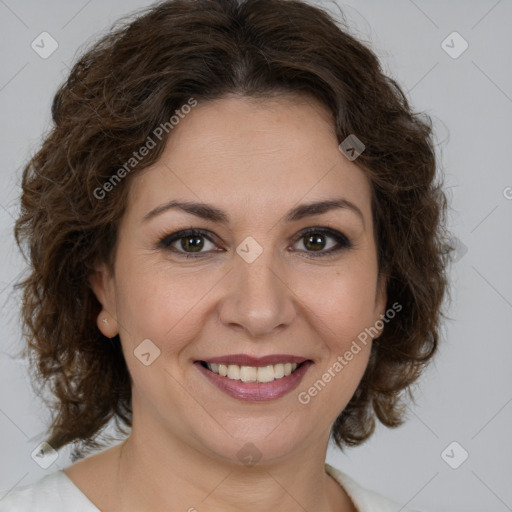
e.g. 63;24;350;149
198;354;310;366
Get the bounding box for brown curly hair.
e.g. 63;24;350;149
13;0;451;460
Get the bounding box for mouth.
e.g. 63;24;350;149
198;360;306;383
194;356;313;401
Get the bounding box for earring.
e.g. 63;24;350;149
98;312;118;339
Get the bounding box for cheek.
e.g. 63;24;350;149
113;264;209;398
295;269;377;413
296;262;379;340
114;259;215;350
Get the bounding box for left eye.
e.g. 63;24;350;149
291;227;352;257
158;227;351;258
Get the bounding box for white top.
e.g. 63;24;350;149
0;463;418;511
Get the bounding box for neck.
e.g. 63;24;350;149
114;424;354;512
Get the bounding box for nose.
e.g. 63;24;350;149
217;246;297;339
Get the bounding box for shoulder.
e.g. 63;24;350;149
0;470;100;512
325;463;421;512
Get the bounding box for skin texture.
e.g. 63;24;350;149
65;94;387;512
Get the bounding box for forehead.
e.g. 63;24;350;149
126;94;373;224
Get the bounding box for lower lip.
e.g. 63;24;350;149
195;361;313;401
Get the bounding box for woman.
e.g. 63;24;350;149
1;0;450;510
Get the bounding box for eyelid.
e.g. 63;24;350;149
157;226;352;257
157;228;219;251
290;226;352;256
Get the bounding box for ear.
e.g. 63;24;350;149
373;273;388;338
89;263;119;339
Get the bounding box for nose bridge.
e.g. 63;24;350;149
240;244;281;296
218;238;296;336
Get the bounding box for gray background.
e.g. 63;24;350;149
0;1;511;511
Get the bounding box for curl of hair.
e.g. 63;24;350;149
14;0;451;459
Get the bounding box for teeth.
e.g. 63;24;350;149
205;362;299;382
257;365;275;383
240;365;257;383
227;365;241;380
274;363;285;379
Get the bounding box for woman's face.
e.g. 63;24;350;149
92;94;386;464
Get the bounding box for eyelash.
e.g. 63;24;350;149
157;226;352;259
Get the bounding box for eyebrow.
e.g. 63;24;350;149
142;198;365;226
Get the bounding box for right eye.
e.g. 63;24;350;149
158;229;221;258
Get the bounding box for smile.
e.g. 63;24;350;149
195;356;313;401
202;361;300;383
